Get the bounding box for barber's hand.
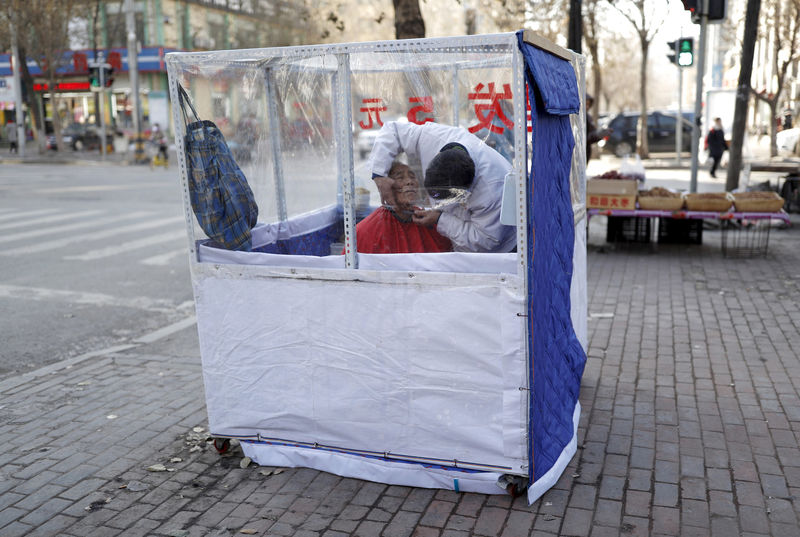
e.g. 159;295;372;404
373;176;396;207
412;209;441;228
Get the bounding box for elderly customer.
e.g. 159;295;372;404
352;161;452;254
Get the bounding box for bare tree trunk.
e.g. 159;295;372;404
48;72;64;151
16;45;45;153
727;0;761;191
638;39;649;157
769;99;778;156
393;0;425;39
568;0;582;53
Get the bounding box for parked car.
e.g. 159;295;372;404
776;127;800;156
355;115;408;160
598;111;693;157
356;128;381;160
46;123;102;151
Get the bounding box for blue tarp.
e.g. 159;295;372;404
516;33;587;486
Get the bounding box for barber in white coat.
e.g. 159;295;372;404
370;121;516;253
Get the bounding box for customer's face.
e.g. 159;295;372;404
389;164;420;211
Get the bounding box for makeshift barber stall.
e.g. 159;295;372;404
166;30;588;504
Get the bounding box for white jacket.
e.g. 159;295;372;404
369;121;516;253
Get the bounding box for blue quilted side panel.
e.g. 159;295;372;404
517;33;587;482
518;43;579;116
253;221;342;256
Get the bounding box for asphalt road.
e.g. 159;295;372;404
0;162;195;379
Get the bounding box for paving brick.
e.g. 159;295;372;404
454;493;484;517
651;506;680;535
18;497;74;527
382;510;422;537
12;483;66;512
499;509;534;537
472;506;507;536
0;521;34;537
681;499;709;529
739;504;770;534
401;488;435;513
598;476;624;500
418;500;455;528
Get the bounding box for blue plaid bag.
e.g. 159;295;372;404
179;85;258;251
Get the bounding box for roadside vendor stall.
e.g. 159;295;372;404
166;30;587;504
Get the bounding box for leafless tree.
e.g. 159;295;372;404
583;0;604;119
608;0;668;158
4;0;84;152
751;0;800;157
727;0;761;190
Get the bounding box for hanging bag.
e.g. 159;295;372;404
178;85;258;251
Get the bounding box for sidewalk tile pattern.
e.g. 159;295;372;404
0;222;798;536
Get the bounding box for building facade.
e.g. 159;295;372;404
0;0;312;140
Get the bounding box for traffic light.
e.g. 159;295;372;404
89;66;100;88
678;38;693;66
681;0;697;15
684;0;726;22
667;41;678;65
103;66;114;88
667;39;693;67
707;0;726;21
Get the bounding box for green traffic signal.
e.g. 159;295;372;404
678;37;694;66
89;67;100;87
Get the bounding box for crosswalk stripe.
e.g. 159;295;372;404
140;247;188;266
0;210;153;245
0;283;177;312
0;215;184;256
0;209;105;232
0;208;59;224
64;229;187;261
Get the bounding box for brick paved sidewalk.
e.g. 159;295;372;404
0;219;798;537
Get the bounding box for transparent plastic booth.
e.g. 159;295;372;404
166;30;587;504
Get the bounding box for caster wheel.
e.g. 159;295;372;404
213;438;231;454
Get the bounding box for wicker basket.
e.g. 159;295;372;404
637;196;685;211
684;192;733;212
732;191;785;212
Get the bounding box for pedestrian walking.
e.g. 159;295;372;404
704;117;727;178
4;120;18;153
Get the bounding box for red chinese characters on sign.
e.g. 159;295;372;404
407;96;434;125
358;84;527;134
468;82;514;134
72;52;88;73
107;51;122;72
588;196;633;209
359;98;387;129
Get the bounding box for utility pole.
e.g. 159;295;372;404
89;52;111;161
675;42;684;166
689;0;708;193
125;0;146;163
10;23;26;157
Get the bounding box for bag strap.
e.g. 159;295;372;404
178;84;200;126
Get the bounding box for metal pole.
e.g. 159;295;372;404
98;52;107;161
10;25;26;157
125;0;141;137
690;3;708;193
676;51;683;166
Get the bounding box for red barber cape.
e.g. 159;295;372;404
351;207;452;254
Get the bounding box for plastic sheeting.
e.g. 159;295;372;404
168;31;587;504
196;272;528;475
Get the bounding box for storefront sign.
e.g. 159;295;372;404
0;77;14;103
